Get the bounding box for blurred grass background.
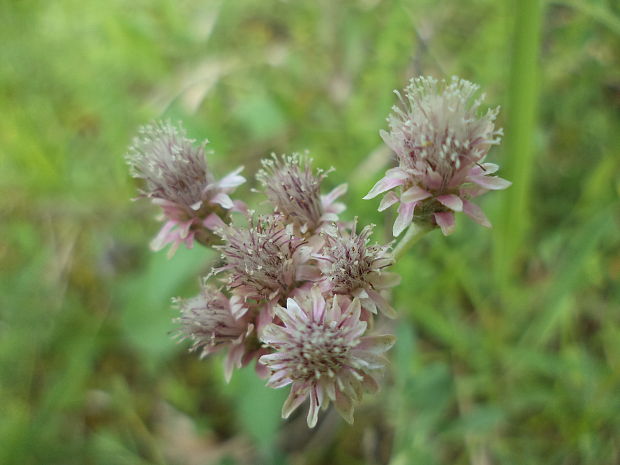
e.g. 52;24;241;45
1;0;619;464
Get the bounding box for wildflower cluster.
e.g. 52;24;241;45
126;76;509;428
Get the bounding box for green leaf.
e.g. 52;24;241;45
119;245;214;368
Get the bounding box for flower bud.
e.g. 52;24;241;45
315;220;400;318
257;153;347;235
174;284;254;381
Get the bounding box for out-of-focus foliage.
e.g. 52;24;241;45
1;0;619;464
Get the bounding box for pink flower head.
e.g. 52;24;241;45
215;214;316;323
126;120;246;257
256;153;347;235
174;283;255;382
365;76;511;236
260;289;395;427
314;220;400;318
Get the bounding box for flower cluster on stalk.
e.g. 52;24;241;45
260;289;395;427
364;76;510;236
173;282;257;382
126;121;246;257
126;75;509;428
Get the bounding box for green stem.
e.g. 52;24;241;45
392;222;433;260
494;0;542;290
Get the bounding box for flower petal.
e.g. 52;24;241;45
462;199;491;228
367;271;401;289
366;289;397;319
286;298;309;324
165;240;181;259
296;264;321;281
150;220;176;251
468;175;511;190
307;385;322;427
362;374;379;394
224;343;245;383
401;186;432;203
436;194;463;212
177;220;193;240
334;389;354;424
393;201;416;237
482;163;499;174
434;211;456;235
322;183;348;206
231;199;247;213
282;384;309;419
230;294;249;319
211;192;234;209
356;334;396;354
267;370;293;389
203;212;226;231
378;192;399;211
363;173;406;200
218;167;246;189
256;307;275;335
311;288;326;322
319;212;339;223
255;360;270;379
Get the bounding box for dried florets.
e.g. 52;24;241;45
174;283;255;381
126;120;246;256
315;220;400;317
256;153;347;234
215;214;316;322
260;289;395;427
365;76;510;236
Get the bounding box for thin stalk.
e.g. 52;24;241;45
392;222;433;260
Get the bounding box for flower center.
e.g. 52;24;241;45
290;322;352;381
